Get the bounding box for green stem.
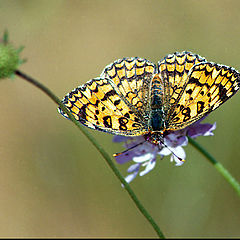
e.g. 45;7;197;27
14;70;165;239
188;137;240;197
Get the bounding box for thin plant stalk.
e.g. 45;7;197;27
188;137;240;196
14;69;165;239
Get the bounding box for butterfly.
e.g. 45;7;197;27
58;51;240;144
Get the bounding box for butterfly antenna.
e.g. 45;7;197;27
113;140;146;157
159;139;185;163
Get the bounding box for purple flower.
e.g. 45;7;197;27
113;119;216;184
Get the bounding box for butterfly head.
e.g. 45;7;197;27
144;131;165;145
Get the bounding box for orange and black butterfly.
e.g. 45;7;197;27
58;51;240;144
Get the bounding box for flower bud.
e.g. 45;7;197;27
0;43;20;79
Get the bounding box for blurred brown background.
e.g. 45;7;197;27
0;0;240;238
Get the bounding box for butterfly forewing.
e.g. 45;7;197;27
101;57;156;121
157;51;206;112
165;62;240;130
58;77;147;136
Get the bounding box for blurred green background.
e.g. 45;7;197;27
0;0;240;238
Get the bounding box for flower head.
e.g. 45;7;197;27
113;118;216;184
0;30;25;79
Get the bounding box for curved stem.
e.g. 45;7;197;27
14;70;165;238
188;137;240;197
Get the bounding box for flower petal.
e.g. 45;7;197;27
139;159;156;176
133;153;154;163
112;135;130;142
187;122;216;138
170;154;185;166
124;171;139;184
158;147;172;156
165;132;188;147
173;146;186;159
127;163;140;173
170;146;186;166
115;149;139;164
